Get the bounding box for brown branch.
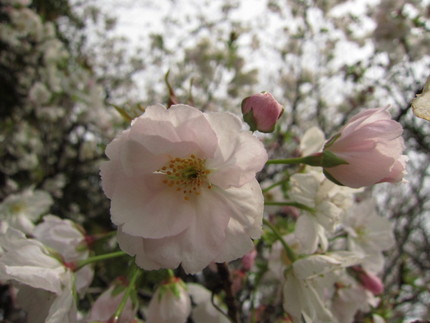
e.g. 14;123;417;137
216;262;241;323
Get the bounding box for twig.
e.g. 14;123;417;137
216;262;241;323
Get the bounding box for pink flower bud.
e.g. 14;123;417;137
356;268;384;295
241;92;284;133
323;107;407;188
241;248;257;271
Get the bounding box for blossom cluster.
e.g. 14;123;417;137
1;98;406;322
0;1;411;322
0;0;117;218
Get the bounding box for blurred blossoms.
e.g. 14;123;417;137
101;104;267;273
289;170;360;254
33;215;94;293
187;283;230;323
323;107;407;188
343;199;395;274
0;228;78;323
0;188;53;234
283;252;361;322
0;214;93;322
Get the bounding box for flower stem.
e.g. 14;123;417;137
75;251;128;271
262;178;288;193
266;156;308;165
266;153;325;167
263;218;297;262
113;265;142;321
264;201;315;213
166;269;175;279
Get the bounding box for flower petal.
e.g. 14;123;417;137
206;112;267;188
110;173;194;239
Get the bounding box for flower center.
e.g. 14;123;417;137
10;202;26;214
157;154;212;200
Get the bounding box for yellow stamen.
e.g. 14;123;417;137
156;155;212;201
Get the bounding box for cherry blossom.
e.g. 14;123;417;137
289;170;360;254
283;252;361;323
33;215;94;294
101;104;267;273
87;285;136;323
323;107;407;188
343;199;395;273
0;228;77;323
0;189;53;234
146;278;191;323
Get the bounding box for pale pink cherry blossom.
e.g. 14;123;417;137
87;285;136;323
331;275;379;323
343;199;395;273
33;215;88;262
289;170;360;254
0;188;53;234
323;107;407;188
33;215;94;294
0;228;77;323
283;252;362;323
101;104;267;274
241;92;284;133
331;284;368;323
146;278;191;323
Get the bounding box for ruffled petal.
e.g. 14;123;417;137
110;173;194;239
131;105;218;158
144;190;231;273
210;179;264;238
213;217;254;264
205;112;267;188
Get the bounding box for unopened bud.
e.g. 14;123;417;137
354;267;384;295
241;248;257;271
241;92;283;133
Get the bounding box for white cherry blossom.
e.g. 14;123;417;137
87;285;136;323
289;170;359;254
283;252;362;323
0;189;53;234
33;215;94;294
343;199;395;273
147;278;191;323
0;228;77;323
101;104;267;273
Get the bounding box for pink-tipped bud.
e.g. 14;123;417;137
241;92;284;133
323;106;407;188
355;268;384;295
241;248;257;271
